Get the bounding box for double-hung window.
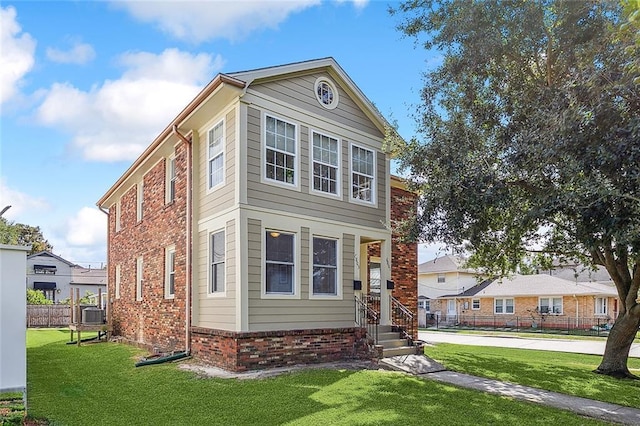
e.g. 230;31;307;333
136;256;143;301
472;298;480;310
208;121;224;189
265;115;296;185
595;297;608;315
350;144;375;203
265;231;294;294
312;237;338;296
312;132;339;195
437;274;446;283
165;246;175;298
210;231;225;293
115;264;121;299
166;156;176;203
137;181;144;222
494;298;514;314
539;297;562;314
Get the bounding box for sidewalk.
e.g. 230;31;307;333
381;354;640;425
418;330;640;357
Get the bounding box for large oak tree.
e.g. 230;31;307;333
390;0;640;377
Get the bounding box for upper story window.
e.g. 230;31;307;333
115;200;121;232
265;115;297;186
137;181;144;222
210;230;225;294
265;231;295;295
34;264;56;275
208;121;225;190
437;273;446;283
539;297;562;314
166;155;176;203
314;77;339;109
312;131;339;196
350;144;375;204
312;236;338;296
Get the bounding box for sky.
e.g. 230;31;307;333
0;0;447;268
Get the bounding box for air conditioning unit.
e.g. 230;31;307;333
82;307;104;325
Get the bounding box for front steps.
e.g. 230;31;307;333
377;325;416;358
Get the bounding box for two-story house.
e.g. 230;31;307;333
97;58;417;371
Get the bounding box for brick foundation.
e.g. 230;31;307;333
190;327;374;372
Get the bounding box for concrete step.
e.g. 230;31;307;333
377;331;402;341
382;346;416;358
378;325;393;333
378;338;407;348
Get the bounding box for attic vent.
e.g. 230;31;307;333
314;77;338;110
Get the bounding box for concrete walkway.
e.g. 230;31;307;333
418;330;640;358
381;354;640;425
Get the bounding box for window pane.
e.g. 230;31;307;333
266;263;293;293
266;232;293;262
313;266;336;295
313;238;336;266
212;231;224;262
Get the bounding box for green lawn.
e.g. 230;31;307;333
425;343;640;409
24;329;611;425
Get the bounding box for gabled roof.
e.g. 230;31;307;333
418;255;479;274
27;251;76;267
438;274;618;298
98;57;389;209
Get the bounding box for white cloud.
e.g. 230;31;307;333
112;0;321;43
335;0;369;10
0;6;36;106
0;179;50;221
65;207;106;247
36;48;224;162
46;40;96;64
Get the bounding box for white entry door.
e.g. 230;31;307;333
447;299;456;320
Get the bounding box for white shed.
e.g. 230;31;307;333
0;244;29;398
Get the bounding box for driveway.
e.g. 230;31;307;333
418;330;640;358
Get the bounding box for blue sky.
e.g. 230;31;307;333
1;0;445;267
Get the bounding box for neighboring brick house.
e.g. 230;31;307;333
97;58;417;371
435;274;619;329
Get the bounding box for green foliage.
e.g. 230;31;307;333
391;0;639;375
25;329;605;425
0;217;53;255
58;291;96;306
27;289;53;305
427;343;640;409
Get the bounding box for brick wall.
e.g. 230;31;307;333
389;185;418;339
108;142;189;352
191;327;373;371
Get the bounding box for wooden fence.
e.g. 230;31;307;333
27;305;72;327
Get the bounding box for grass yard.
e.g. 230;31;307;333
23;329;612;425
425;343;640;409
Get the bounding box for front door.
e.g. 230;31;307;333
447;299;457;321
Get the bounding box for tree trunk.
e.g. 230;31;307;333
595;312;640;378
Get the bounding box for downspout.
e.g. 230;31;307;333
173;125;192;354
98;206;111;334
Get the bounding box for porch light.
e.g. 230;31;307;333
269;231;280;238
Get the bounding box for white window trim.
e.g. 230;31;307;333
207;119;225;192
594;297;608;315
314;77;339;110
208;229;226;297
115;200;121;232
472;298;480;310
309;129;341;200
136;256;143;301
494;297;514;314
262;113;300;191
262;228;300;299
309;235;342;300
538;296;563;315
137;181;144;222
349;142;376;206
166;155;176;204
115;264;121;299
165;245;176;299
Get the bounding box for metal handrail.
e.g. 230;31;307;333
355;295;379;344
390;295;415;344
